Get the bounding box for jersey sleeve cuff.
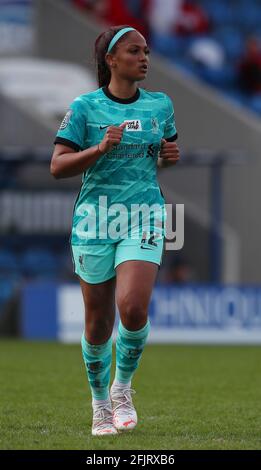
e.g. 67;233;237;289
165;133;178;142
54;136;82;151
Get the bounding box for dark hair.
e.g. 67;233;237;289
94;25;133;88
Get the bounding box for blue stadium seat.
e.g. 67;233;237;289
0;279;15;301
19;249;59;278
204;2;234;26
235;4;261;31
58;251;74;280
223;90;248;108
213;28;244;60
0;277;17;314
150;33;192;60
0;250;19;274
174;58;198;77
248;95;261;115
197;64;236;90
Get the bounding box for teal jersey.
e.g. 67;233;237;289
54;86;177;245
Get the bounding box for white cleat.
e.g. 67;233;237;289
91;401;118;436
110;384;138;431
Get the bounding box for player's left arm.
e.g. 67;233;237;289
158;95;180;168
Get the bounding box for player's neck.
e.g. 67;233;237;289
107;79;138;100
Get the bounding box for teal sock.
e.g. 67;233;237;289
115;320;150;384
81;333;112;401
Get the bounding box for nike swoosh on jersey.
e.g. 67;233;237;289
140;246;154;250
100;125;110;130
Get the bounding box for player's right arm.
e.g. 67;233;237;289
51;123;127;179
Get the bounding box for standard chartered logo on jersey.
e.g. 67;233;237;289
75;196;184;250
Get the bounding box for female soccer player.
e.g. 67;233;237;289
51;25;179;436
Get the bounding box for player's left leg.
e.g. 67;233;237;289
110;238;163;431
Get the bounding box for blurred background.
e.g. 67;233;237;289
0;0;261;343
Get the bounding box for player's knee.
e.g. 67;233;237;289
119;300;147;330
85;314;113;344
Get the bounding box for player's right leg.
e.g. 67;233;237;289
71;244;117;436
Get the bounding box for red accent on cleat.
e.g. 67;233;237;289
123;419;136;427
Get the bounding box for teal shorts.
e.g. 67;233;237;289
71;237;164;284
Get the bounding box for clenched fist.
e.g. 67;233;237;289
158;139;180;167
98;122;127;154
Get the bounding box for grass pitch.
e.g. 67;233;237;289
0;341;260;450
